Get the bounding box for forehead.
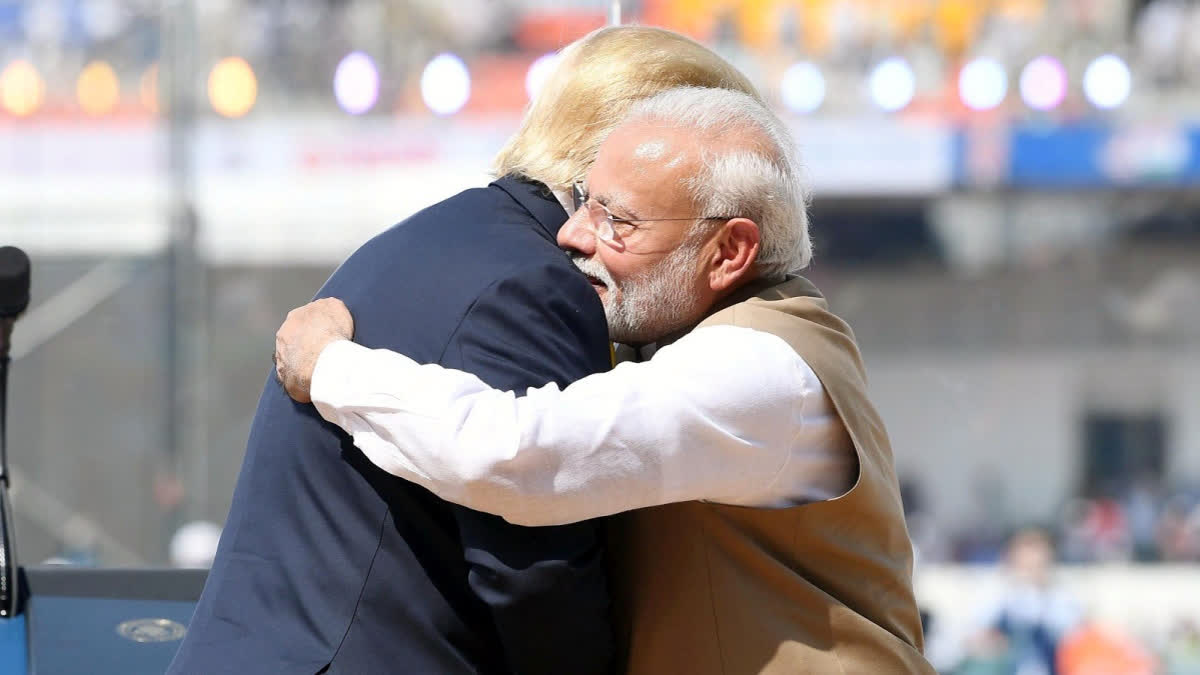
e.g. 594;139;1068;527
590;121;698;197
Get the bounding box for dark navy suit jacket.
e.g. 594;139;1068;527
170;177;614;674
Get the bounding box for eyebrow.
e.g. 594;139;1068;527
593;191;641;221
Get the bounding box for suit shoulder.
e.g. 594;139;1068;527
385;185;516;235
332;187;546;267
461;257;606;333
382;187;554;249
450;258;610;388
472;257;600;314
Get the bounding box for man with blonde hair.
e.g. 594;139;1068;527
493;27;760;191
276;86;934;672
170;27;758;675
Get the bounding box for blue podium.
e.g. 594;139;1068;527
0;567;207;674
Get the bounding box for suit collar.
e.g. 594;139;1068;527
491;175;569;243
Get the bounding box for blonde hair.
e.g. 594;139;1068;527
492;26;761;193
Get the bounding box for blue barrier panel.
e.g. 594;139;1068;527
27;597;194;674
0;614;28;674
1009;125;1111;187
957;123;1200;189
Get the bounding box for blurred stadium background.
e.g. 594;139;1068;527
2;0;1199;671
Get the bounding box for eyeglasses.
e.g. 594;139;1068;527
571;181;736;243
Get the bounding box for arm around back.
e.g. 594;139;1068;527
444;260;614;675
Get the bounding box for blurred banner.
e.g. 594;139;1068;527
957;123;1200;189
11;119;1200;260
0;117;955;261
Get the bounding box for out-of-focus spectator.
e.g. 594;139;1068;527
1057;498;1132;563
1059;499;1097;564
1136;0;1187;84
1163;620;1200;675
1125;475;1164;562
1157;495;1200;562
962;528;1082;675
1082;498;1133;562
1056;621;1156;675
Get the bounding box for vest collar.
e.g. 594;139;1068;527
711;274;821;313
491;175;569;244
645;275;822;350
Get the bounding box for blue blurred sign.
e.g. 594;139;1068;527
956;123;1200;188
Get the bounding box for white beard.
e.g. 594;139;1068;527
571;237;705;345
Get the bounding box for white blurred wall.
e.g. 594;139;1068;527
873;352;1200;530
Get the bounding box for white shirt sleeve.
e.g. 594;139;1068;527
311;324;855;526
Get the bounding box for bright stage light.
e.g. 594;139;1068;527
334;51;380;115
781;62;825;114
1083;54;1131;110
959;58;1007;111
525;52;559;101
0;60;44;117
77;60;120;116
869;57;915;113
1019;56;1067;111
208;57;257;118
421;53;470;117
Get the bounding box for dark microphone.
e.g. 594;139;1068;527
0;247;30;360
0;247;26;618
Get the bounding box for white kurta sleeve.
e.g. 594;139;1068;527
311;325;851;526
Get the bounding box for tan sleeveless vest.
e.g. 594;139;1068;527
607;277;932;674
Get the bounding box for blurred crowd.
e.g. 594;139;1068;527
6;0;1200;118
1059;482;1200;564
926;528;1200;675
905;476;1200;566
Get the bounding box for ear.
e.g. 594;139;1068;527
707;217;760;293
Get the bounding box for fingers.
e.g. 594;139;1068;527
273;338;309;403
313;297;354;340
274;297;350;404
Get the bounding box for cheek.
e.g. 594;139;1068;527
596;250;631;284
600;249;658;286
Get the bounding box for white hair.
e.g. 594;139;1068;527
622;86;812;275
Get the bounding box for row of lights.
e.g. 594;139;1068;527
1;58;161;117
0;56;259;118
417;51;1135;118
783;54;1133;115
419;51;1135;117
2;51;1132;120
319;50;558;117
0;53;441;119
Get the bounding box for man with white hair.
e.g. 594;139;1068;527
173;27;763;675
276;86;933;673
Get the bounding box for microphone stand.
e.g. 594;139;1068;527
0;319;19;618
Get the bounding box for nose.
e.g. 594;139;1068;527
557;208;597;257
